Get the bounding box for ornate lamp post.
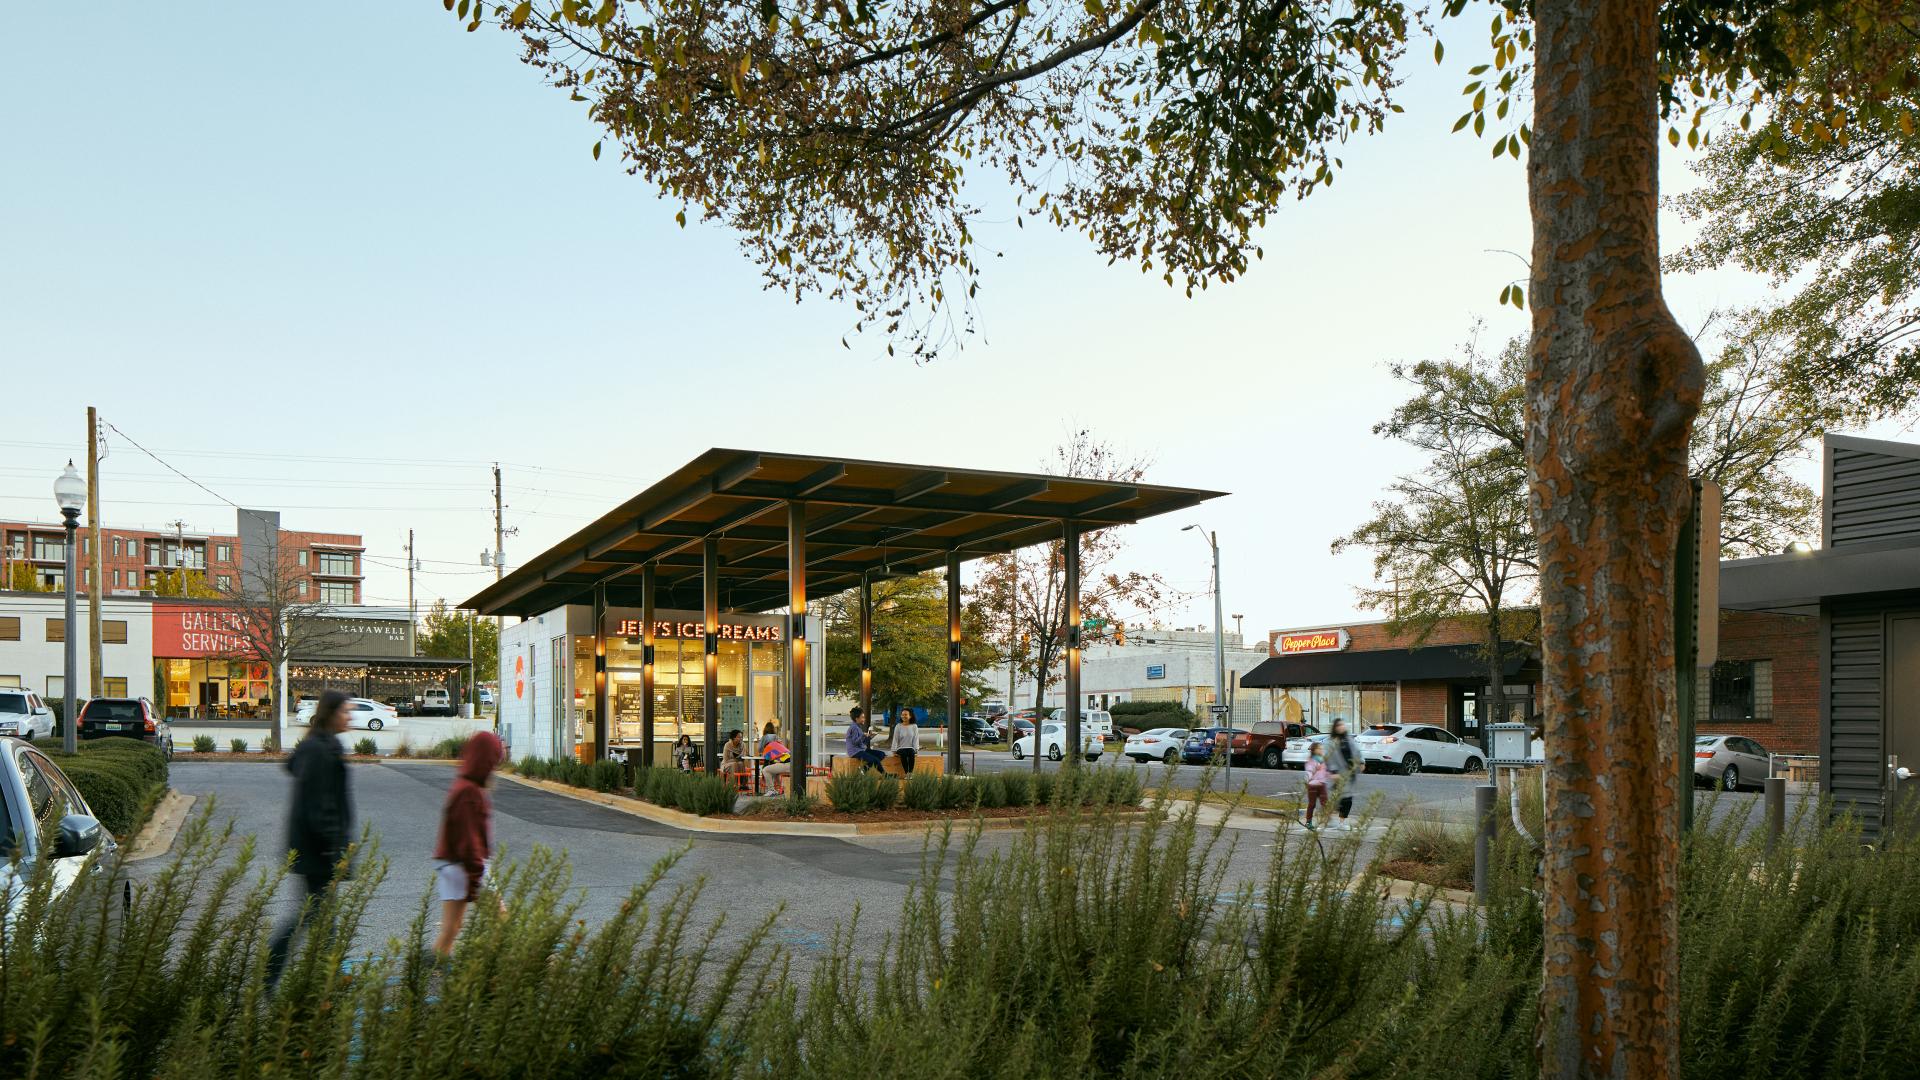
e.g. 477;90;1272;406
54;461;87;754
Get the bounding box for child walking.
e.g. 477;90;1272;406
1303;742;1332;830
431;730;504;959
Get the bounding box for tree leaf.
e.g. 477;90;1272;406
592;140;602;160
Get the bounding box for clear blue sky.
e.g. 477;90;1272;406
0;4;1884;640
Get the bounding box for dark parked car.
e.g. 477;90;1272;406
960;714;999;744
76;697;173;759
1182;727;1245;765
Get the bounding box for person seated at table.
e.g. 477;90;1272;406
673;733;700;772
844;707;887;772
720;729;750;784
758;721;782;754
760;735;793;795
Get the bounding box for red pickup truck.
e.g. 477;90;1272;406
1228;720;1321;768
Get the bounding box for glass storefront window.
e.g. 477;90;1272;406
1359;688;1395;728
1314;686;1357;730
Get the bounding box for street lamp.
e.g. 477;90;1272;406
1182;524;1228;784
54;462;86;754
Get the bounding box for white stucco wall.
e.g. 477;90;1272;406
0;592;155;701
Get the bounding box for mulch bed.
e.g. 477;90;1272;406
1378;859;1472;892
739;803;1146;825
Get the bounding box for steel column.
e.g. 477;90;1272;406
1063;522;1081;768
788;502;810;790
703;536;720;771
592;581;608;762
946;551;963;774
641;563;656;767
859;571;873;727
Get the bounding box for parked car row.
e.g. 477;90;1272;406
294;697;397;730
0;691;176;758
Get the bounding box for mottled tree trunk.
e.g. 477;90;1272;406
1527;0;1704;1077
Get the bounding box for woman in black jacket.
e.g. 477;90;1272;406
266;689;355;985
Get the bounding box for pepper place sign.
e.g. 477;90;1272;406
1275;629;1351;655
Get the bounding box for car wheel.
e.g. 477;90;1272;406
1012;746;1024;760
1463;756;1484;773
368;718;384;731
1401;753;1422;776
1722;765;1740;791
1263;747;1283;769
1048;745;1063;762
1086;753;1100;762
1163;749;1180;765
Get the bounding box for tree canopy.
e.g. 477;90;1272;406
820;571;997;714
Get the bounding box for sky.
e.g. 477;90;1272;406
0;4;1907;638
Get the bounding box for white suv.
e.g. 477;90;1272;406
0;691;55;742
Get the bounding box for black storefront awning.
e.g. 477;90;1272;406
1240;644;1532;688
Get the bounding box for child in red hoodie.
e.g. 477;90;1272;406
432;730;504;959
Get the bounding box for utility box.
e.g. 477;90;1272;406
1487;722;1540;768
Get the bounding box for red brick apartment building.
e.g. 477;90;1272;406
1242;607;1818;755
0;520;364;605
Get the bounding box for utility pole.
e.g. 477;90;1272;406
86;407;103;697
169;519;187;592
406;528;417;656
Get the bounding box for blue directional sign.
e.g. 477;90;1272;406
1146;664;1166;680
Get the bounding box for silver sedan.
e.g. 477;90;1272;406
1693;734;1772;791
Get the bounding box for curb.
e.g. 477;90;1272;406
498;772;1106;838
127;790;197;863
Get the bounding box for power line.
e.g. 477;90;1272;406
98;421;237;509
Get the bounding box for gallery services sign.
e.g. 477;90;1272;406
153;605;253;657
1274;629;1351;655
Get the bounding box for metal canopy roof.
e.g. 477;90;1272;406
463;449;1226;617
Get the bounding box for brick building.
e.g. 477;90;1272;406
1241;606;1819;754
0;519;364;605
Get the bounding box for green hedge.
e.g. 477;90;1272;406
1110;700;1197;726
39;739;168;836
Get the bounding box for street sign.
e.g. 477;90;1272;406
1082;617;1105;630
1146;664;1166;680
1207;704;1232;716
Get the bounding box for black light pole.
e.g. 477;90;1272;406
55;461;87;754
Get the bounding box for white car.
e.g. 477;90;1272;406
1123;727;1189;764
0;690;55;742
1;737;113;920
1353;724;1485;775
297;697;395;731
1012;723;1103;762
1281;732;1332;768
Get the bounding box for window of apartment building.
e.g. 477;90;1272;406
103;620;128;644
217;574;232;591
1707;660;1773;723
81;536;88;556
31;534;65;561
144;539;161;565
104;678;128;696
298;550;309;566
319;580;355;605
144;570;159;588
46;618;64;642
6;533;22;558
112;536;122;557
112;569;120;587
317;551;355;576
39;568;63;590
216;543;232;563
0;617;18;642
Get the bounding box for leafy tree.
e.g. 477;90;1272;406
450;0;1899;1069
417;598;497;702
149;569;222;599
1670;18;1920;423
1336;332;1538;732
820;571;996;717
4;562;54;592
964;433;1169;770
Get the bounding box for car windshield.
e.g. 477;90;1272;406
82;700;141;720
0;695;27;715
1693;736;1719;745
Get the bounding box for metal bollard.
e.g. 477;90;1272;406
1764;777;1785;848
1474;784;1497;902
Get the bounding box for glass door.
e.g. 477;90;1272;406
751;672;781;740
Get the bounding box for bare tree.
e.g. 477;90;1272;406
215;540;353;751
966;432;1169;773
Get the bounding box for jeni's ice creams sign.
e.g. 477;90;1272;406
1275;629;1351;655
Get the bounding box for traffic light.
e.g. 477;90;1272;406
1019;633;1031;653
1114;623;1126;646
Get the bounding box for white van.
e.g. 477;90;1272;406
1049;708;1113;740
420;688;453;716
